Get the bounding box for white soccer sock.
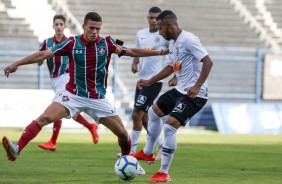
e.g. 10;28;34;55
143;107;162;155
130;130;141;152
160;124;177;174
155;135;163;147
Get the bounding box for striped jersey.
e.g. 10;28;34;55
51;34;126;99
39;35;69;78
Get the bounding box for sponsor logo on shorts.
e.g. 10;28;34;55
172;103;186;113
136;95;147;105
62;95;69;101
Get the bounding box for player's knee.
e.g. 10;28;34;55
37;113;54;126
148;107;160;121
132;109;142;121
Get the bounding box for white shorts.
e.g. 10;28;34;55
51;73;69;94
53;90;117;124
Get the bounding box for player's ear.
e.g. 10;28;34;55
166;21;173;28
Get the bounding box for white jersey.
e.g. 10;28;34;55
135;28;169;80
168;30;209;99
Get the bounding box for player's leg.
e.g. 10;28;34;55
73;113;99;144
130;84;147;154
131;89;175;162
2;102;69;161
100;115;131;156
131;82;163;156
37;73;68;150
148;96;207;182
141;112;163;160
85;98;131;156
131;108;145;152
38;119;62;151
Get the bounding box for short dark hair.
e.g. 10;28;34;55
156;10;177;21
53;14;66;23
84;12;102;24
149;6;161;13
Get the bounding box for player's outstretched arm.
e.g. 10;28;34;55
4;49;54;77
125;48;168;57
138;65;174;89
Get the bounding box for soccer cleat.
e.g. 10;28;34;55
137;165;146;175
116;151;134;158
2;136;19;161
147;172;171;182
89;123;99;144
130;149;155;163
116;152;122;157
38;140;56;151
155;146;162;161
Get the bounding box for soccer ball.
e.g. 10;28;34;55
114;155;139;180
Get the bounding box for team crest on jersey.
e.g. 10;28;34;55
176;46;180;57
136;95;147;106
154;36;160;43
172;102;186;113
98;46;106;54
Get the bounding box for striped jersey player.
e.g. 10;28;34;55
2;12;165;163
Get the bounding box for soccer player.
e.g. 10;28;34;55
37;14;99;151
2;12;166;162
130;10;213;182
117;6;173;159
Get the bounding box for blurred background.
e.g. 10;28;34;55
0;0;281;134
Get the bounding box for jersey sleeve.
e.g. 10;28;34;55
135;32;140;48
185;35;208;62
167;42;174;66
39;40;47;51
106;36;126;57
51;37;73;56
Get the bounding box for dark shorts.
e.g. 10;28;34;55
134;82;163;112
157;88;207;126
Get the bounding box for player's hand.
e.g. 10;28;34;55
168;75;177;86
4;63;18;78
137;79;151;90
186;85;200;99
131;63;138;73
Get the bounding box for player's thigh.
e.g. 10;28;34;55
134;82;162;112
100;115;128;138
37;102;69;124
84;98;117;123
170;97;207;126
156;88;178;116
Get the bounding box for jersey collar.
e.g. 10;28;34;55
80;34;101;46
53;35;67;44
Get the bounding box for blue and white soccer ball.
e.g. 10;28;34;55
114;155;139;180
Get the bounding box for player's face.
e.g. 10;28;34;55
157;20;172;41
83;20;101;43
147;12;159;31
53;19;66;35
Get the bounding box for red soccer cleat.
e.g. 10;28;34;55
130;149;155;163
89;123;99;144
38;140;56;151
2;136;19;161
147;172;171;182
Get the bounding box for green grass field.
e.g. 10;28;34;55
1;129;282;184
